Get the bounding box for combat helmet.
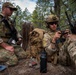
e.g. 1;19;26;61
45;14;59;28
45;14;59;23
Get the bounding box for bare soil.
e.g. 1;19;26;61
0;58;76;75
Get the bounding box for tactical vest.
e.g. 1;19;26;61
0;14;18;43
0;14;11;42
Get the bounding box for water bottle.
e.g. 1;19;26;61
40;48;47;73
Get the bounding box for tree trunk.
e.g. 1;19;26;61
54;0;61;19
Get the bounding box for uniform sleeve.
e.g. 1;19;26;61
67;39;76;66
60;38;76;67
43;33;57;55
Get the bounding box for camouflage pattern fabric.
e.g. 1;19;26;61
0;47;18;66
59;34;76;67
0;45;27;66
29;28;45;61
43;30;59;64
0;13;21;43
0;13;27;66
13;45;27;59
0;14;10;43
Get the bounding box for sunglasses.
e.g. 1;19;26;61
7;7;14;11
47;22;57;25
9;8;15;11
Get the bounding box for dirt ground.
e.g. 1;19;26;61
0;58;76;75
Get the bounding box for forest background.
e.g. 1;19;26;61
1;0;76;32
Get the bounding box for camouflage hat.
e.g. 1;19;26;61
2;2;17;11
45;14;59;23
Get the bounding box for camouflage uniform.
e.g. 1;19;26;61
43;30;59;64
0;13;27;66
59;34;76;67
43;14;60;64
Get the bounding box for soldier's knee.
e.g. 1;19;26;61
17;51;27;59
6;56;18;66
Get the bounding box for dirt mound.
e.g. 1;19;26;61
0;59;76;75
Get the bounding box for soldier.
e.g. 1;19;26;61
0;2;27;66
43;14;61;65
59;21;76;68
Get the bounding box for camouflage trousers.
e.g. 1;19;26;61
13;45;27;59
0;45;27;66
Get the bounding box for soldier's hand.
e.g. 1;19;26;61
52;31;61;43
55;31;61;39
5;45;14;52
17;38;22;45
17;40;22;45
0;42;14;52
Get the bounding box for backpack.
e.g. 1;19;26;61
29;28;46;61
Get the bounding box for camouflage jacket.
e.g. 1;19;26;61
59;34;76;67
0;13;21;43
43;30;59;56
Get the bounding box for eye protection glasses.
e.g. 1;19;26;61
9;8;15;11
47;22;57;25
7;7;15;11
